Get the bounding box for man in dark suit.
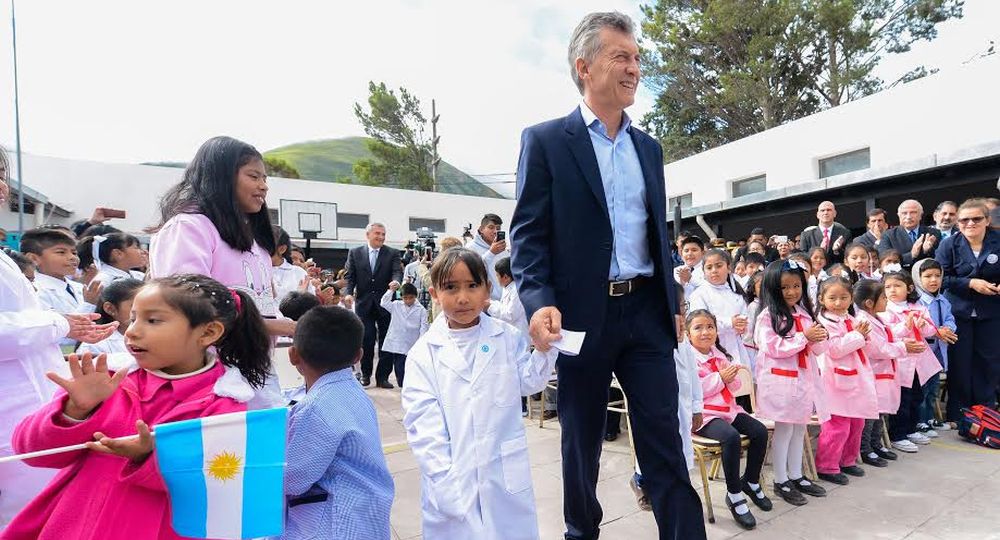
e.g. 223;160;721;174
733;227;780;263
344;222;402;388
852;208;890;249
798;201;851;264
879;199;942;269
510;12;706;540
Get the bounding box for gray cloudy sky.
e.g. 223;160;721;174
0;0;996;197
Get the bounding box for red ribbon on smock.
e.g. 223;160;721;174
903;309;924;342
793;315;809;369
885;326;897;373
844;319;868;365
707;357;734;403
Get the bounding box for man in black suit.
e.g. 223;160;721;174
511;12;706;540
852;208;890;249
798;201;851;264
344;222;403;388
733;227;779;263
879;199;942;269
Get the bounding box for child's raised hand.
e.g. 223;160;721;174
732;315;748;335
720;365;739;384
937;327;958;344
389;281;400;292
804;324;828;343
86;419;154;463
903;339;927;354
83;280;104;306
855;320;871;337
912;314;927;328
48;352;128;420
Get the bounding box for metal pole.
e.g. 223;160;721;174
430;99;440;192
11;0;25;232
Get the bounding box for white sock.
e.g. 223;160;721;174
787;423;807;480
728;492;750;515
747;482;763;498
772;422;795;484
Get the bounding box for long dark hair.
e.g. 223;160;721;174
150;274;271;388
760;260;815;337
150;136;275;254
272;225;293;262
77;232;141;269
95;278;144;325
853;279;885;314
685;309;733;361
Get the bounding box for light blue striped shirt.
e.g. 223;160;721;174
580;102;654;281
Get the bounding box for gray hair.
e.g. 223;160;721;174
568;11;635;95
365;222;386;233
898;199;924;214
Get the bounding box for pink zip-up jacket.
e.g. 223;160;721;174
858;311;906;414
882;302;941;388
1;362;248;540
812;312;879;419
753;305;830;424
694;346;745;424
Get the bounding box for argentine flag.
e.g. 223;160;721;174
155;408;287;539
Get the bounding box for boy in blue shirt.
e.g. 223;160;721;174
913;259;958;435
280;306;395;539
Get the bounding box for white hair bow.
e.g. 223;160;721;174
783;258;808;272
882;263;902;274
91;235;108;271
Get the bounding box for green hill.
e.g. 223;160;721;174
265;137;505;199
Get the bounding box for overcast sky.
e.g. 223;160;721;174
0;0;996;197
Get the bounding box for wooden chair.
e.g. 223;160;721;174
747;373;818;482
691;367;753;524
607;376;636;464
535;370;559;428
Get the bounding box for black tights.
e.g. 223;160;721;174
696;413;768;494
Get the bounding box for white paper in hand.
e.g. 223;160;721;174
551;330;586;356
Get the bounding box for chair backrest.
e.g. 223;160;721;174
732;366;754;399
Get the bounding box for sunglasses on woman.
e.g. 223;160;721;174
958;216;986;225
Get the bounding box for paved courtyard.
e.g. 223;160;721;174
275;354;1000;540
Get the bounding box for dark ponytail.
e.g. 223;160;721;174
151;274;271;388
94;278;144;325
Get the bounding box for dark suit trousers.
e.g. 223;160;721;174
557;284;705;540
947;316;1000;420
360;306;393;382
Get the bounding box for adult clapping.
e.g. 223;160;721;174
880;199;941;270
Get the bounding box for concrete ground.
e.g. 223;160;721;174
273;353;1000;540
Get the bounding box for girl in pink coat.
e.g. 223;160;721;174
753;260;829;506
811;277;878;486
881;271;941;453
687;310;770;530
2;274;272;540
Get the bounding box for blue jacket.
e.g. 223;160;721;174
510;107;678;346
935;229;1000;321
918;291;956;368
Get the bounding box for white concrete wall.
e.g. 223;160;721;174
664;54;1000;206
1;153;516;248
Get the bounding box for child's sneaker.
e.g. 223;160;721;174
891;439;919;453
907;432;931;445
628;474;652;512
928;419;951;431
916;423;939;438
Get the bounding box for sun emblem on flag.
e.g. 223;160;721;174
207;451;243;482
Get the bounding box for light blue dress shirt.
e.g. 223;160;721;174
579;102;654;281
279;368;394;540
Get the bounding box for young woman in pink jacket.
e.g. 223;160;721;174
753;260;829;506
811;277;879;486
3;275;271;540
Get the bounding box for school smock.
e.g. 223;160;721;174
675;343;704;470
858;312;907;414
76;331;128;356
33;272;96;349
272;259;311;306
92;265;144;287
882;301;942;387
379;290;429;355
0;250;68;527
674;263;706;298
487;281;529;337
400;315;558;540
149;212;285;409
688;280;753;369
753;305;830;424
692;344;745;424
812;313;879;420
3;356;253;540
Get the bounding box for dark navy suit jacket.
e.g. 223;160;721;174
510;107;678;346
936;229;1000;320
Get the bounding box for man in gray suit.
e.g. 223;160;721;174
878;199;941;269
798;201;851;264
852;208;890;248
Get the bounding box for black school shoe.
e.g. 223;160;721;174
875;448;898;461
862;452;889;467
726;496;757;530
741;479;773;511
789;477;827;497
773;481;808;506
818;472;850;485
841;465;866;477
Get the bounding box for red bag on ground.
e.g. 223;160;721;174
958;405;1000;449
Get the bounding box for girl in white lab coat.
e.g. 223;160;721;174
78;232;147;287
380;281;429;386
688;249;753;370
401;248;558;540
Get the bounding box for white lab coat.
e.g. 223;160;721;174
33;272;95;349
77;330;129;356
401;315;557;540
92;265;144;287
688;281;753;370
272;260;311;305
487;282;528;337
675;342;704;470
674;263;706;298
379;290;429;355
0;250;67;527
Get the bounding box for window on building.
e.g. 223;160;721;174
409;217;446;233
338;213;369;229
267;208;279;225
819;148;870;178
731;175;766;198
668;193;693;209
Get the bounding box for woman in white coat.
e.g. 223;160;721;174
401;249;558;540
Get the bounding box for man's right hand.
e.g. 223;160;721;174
489;240;507;254
64;313;119;344
529;306;562;352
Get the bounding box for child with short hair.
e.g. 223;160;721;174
912;259;958;435
77;232;146;286
675;235;707;297
401;248;558;539
380;281;429;387
279;291;322;321
281;306;395;540
737;252;766;289
4;274;271;538
487;256;528;337
77;278;144;357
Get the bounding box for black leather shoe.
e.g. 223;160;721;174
841;465;866;477
359;376;371;387
726;496;756;530
541;410;557;420
861;453;889;467
741;479;772;511
376;380;394;389
818;472;850;485
789;477;827;497
604;432;619;442
773;481;808;506
875;448;898;461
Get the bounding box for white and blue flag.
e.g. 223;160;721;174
155;408;287;539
